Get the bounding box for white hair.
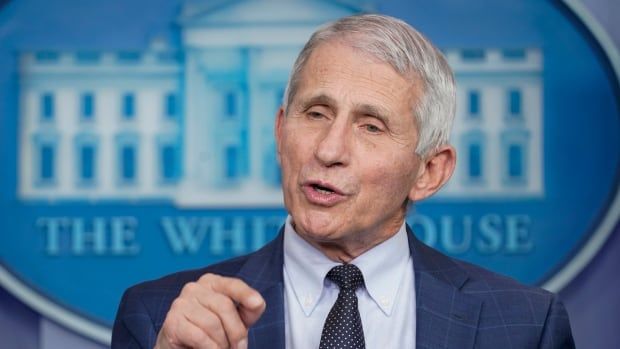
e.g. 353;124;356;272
283;14;456;156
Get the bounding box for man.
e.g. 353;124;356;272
112;14;575;349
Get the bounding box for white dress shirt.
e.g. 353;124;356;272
283;216;416;349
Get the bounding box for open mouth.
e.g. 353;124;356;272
302;181;347;206
311;183;335;195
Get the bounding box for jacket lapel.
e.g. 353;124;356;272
408;227;482;349
237;228;286;349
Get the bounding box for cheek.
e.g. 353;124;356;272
363;158;417;199
279;133;308;181
282;123;321;159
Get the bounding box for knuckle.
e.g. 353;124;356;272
181;281;199;295
169;297;187;313
199;273;219;284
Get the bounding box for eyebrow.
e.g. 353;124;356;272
354;103;393;127
299;94;338;110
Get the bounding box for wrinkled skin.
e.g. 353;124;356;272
276;39;455;262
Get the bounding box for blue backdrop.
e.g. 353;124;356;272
0;0;619;348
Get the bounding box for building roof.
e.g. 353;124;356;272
177;0;370;27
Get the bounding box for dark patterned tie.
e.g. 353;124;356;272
319;264;366;349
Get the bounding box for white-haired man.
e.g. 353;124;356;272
113;14;574;349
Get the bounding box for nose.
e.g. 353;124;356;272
314;117;351;167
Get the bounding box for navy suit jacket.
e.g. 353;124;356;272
112;227;575;348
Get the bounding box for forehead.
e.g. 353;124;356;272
294;40;419;116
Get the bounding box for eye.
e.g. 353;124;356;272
363;124;383;133
307;111;325;119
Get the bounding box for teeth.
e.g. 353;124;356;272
313;185;334;194
316;188;333;194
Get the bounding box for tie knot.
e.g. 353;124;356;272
326;264;365;291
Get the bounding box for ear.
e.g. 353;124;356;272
274;107;285;164
408;145;456;202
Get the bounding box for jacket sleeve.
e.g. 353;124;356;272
538;295;576;349
111;286;159;349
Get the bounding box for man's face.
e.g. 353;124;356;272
275;40;425;254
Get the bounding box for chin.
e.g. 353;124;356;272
294;210;343;241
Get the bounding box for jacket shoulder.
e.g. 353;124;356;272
455;257;550;294
453;258;574;348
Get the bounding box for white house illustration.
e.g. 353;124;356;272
444;47;543;198
17;0;543;205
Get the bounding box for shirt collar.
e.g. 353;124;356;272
283;216;411;317
351;221;411;316
283;216;339;316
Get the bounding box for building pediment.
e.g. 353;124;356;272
179;0;369;27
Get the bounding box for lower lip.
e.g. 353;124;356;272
302;185;346;206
